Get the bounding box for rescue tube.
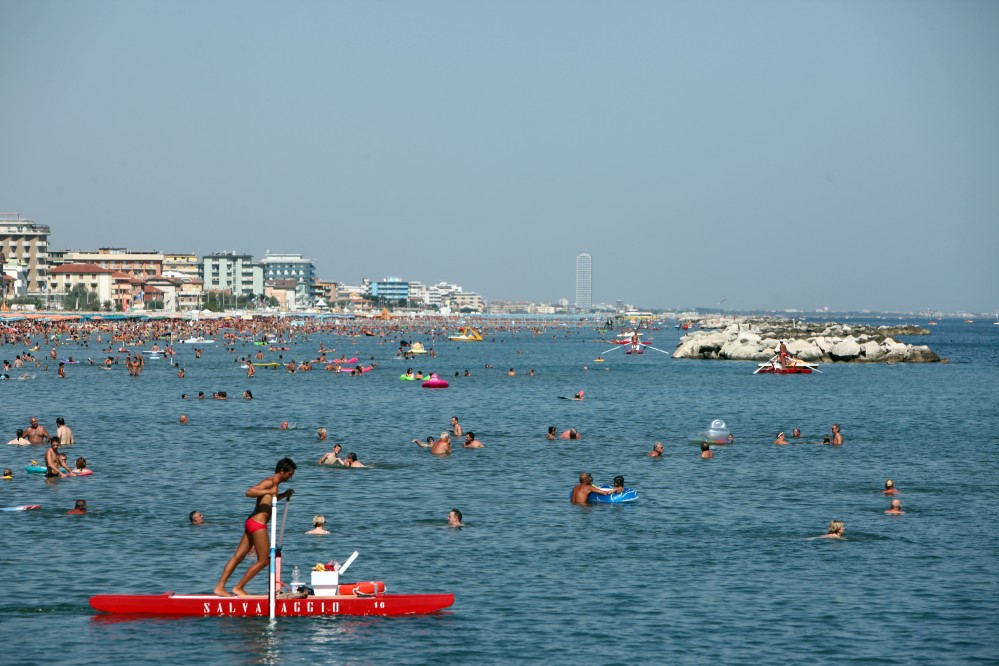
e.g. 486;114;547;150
337;581;386;596
577;486;639;504
421;374;449;389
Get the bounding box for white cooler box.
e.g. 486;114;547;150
310;570;340;597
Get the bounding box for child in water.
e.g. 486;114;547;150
72;457;91;475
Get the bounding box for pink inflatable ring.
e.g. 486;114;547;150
421;374;449;389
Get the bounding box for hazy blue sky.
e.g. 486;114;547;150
2;1;997;312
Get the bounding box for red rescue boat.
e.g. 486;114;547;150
89;497;454;618
89;590;454;617
754;355;820;375
755;364;815;374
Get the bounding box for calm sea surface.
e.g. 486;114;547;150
1;319;997;665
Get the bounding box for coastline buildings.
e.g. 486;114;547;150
0;213;50;295
164;253;200;280
201;252;264;296
575;253;592;311
57;248;165;281
261;252;315;304
369;277;410;304
3;213;496;312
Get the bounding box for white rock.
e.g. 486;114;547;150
830;338;862;360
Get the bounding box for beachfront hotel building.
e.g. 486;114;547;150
369;276;410;303
163;253;200;280
58;248;164;281
47;263;133;311
0;213;50;295
408;281;441;309
262;252;316;306
450;292;485;313
575;252;592;311
201;252;264;296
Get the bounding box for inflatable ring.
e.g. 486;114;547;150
572;486;639;504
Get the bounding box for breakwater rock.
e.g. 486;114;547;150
672;318;941;363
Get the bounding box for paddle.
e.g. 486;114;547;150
275;495;291;592
268;494;278;620
640;344;672;355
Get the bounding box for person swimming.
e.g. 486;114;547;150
884;479;898;496
305;514;329;535
821;520;845;539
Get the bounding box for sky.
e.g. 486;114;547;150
1;0;997;313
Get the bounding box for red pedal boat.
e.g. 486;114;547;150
90;590;454;617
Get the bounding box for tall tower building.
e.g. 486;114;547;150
575;253;592;311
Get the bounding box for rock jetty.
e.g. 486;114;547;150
672;318;941;363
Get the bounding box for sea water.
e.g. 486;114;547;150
0;320;997;665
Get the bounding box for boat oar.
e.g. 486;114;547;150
642;344;672;355
275;495;291;590
268;494;278;620
599;345;622;355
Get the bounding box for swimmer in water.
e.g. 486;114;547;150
305;514;329;535
820;520;845;539
774;431;788;445
318;443;344;466
559;428;580;440
791;428;802;438
831;423;843;446
343;452;366;468
648;441;664;457
700;442;713;459
463;432;484;448
2;468;12;478
448;508;463;527
189;510;205;525
71;457;90;475
546;426;557;441
611;475;626;494
572;391;585;401
316;427;328;441
570;473;614;505
883;479;898;496
884;499;904;515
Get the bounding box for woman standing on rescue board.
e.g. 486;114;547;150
213;458;296;597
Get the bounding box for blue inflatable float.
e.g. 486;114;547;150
571;486;639;504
